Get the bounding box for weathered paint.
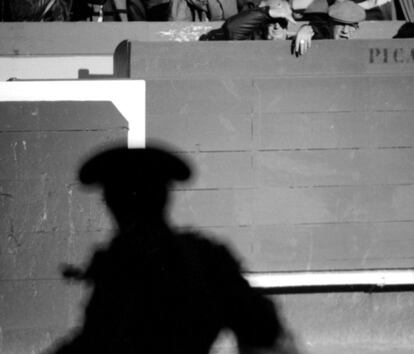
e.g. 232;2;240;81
1;28;414;354
122;39;414;273
0;99;128;353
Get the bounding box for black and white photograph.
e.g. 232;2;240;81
0;1;414;353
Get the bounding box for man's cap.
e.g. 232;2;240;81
261;0;296;23
328;0;366;24
79;145;191;187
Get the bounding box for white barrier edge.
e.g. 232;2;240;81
245;269;414;288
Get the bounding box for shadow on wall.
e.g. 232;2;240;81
44;143;300;354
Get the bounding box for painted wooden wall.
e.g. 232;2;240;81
119;39;414;272
0;101;127;352
1;23;414;354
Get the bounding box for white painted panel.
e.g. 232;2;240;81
246;269;414;288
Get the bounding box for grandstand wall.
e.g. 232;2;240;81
0;22;414;354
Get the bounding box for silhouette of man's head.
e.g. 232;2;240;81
79;145;191;226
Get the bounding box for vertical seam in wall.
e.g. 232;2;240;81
251;78;261;256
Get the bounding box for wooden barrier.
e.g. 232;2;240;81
0;83;130;353
1;25;414;354
0;22;408;56
117;39;414;274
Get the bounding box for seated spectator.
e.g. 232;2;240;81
169;0;239;21
86;0;163;21
199;0;295;40
126;0;169;21
3;0;72;21
294;0;366;55
291;0;391;20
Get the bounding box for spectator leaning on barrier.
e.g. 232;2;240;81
294;0;366;55
199;0;296;40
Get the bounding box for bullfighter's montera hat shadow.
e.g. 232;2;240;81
78;144;192;188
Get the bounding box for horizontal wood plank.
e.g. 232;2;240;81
168;149;414;189
147;113;253;151
0;230;109;280
0;179;112;235
258;111;414;149
253;185;414;225
256;148;414;187
0;102;127;131
177;152;254;189
255;76;414;113
130;39;414;79
170;185;414;227
146;80;254;116
179;222;414;271
147;77;414;132
0;131;127;181
251;222;414;271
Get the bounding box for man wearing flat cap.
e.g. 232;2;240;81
294;0;366;55
47;145;298;354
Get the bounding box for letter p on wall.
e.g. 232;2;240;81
369;48;389;64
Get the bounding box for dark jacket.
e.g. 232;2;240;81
301;12;333;39
200;7;281;40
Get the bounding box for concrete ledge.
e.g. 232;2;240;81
0;21;408;55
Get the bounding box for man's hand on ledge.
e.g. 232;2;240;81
294;25;314;56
